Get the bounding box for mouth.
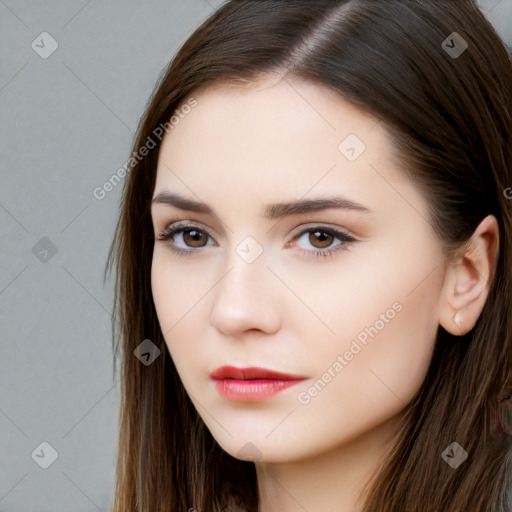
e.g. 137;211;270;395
210;366;307;401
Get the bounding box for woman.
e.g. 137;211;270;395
105;0;512;510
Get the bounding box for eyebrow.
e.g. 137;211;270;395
151;191;374;219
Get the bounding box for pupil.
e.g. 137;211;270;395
311;230;332;248
185;229;205;247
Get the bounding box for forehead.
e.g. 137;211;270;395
153;77;426;224
162;76;382;156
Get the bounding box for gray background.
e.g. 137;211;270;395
0;1;510;510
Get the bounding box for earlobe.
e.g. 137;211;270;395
439;258;486;336
438;215;499;336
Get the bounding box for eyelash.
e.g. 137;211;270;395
156;220;357;259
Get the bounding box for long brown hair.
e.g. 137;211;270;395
104;1;512;510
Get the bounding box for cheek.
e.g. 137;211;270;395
291;245;441;416
351;251;442;405
151;250;207;332
150;252;212;376
151;254;177;332
290;287;438;452
344;299;437;404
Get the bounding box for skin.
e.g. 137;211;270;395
150;75;499;512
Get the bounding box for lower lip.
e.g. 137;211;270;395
212;378;305;401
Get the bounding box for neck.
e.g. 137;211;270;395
255;413;402;512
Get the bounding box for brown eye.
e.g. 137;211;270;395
182;229;208;248
158;222;356;259
158;223;215;255
308;230;334;249
293;225;356;259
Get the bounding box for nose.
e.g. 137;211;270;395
209;250;282;338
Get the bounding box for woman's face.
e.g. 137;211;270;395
150;77;446;463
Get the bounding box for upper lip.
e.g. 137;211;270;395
210;366;306;381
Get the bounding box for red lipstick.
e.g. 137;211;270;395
210;366;306;401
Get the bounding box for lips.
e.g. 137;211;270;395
210;366;307;401
210;366;305;381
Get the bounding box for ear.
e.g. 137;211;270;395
438;214;499;336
